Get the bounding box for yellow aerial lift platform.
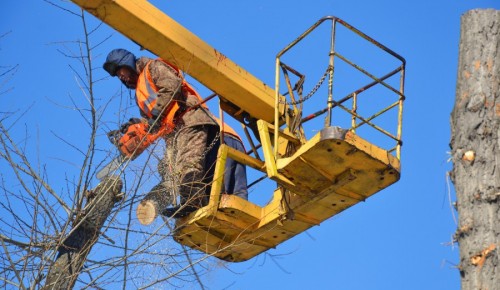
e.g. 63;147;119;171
72;0;405;262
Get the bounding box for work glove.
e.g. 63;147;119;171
150;108;162;119
120;118;143;134
147;117;162;134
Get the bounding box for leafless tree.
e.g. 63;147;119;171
0;2;224;289
450;8;499;290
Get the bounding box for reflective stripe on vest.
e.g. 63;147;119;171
136;61;159;118
140;68;158;117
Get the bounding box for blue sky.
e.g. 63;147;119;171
2;0;499;289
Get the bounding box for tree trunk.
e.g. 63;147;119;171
43;176;123;289
450;9;500;290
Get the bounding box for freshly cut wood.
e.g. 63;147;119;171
137;184;173;225
137;200;160;225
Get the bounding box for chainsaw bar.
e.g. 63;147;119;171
96;155;124;180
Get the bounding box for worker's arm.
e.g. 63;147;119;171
148;59;184;118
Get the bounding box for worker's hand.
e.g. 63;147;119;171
147;117;162;134
151;108;162;119
120;118;143;133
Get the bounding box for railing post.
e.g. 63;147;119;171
351;92;357;131
325;19;337;127
397;64;405;159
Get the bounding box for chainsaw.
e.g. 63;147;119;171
96;94;216;179
96;118;167;179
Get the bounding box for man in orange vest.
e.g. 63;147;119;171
103;49;247;218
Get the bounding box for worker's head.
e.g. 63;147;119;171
103;49;139;89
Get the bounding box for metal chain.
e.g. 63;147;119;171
280;65;332;105
203;131;220;156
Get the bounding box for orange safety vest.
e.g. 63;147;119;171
135;59;242;141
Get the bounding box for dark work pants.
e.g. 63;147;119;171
221;135;248;200
204;134;248;200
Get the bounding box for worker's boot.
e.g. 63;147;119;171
162;204;198;218
162;174;206;218
162;193;202;218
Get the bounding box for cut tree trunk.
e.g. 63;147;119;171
136;183;173;225
450;9;500;290
43;176;123;289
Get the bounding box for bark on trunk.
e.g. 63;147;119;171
43;176;123;289
450;9;500;290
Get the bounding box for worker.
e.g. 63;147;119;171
205;125;248;200
103;48;247;218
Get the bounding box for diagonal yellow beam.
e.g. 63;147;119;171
71;0;278;123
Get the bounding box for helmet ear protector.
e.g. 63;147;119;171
103;61;119;76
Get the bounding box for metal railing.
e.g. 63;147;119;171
275;16;405;159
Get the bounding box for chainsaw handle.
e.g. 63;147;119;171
107;130;122;146
120;118;144;133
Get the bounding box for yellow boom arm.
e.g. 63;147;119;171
72;0;278;123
